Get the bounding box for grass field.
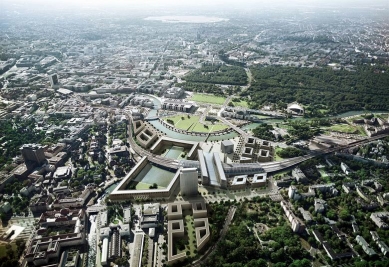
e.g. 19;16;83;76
165;115;199;131
232;100;249;108
185;215;197;257
274;147;284;162
190;93;226;105
165;115;228;133
0;244;17;258
255;115;272;119
327;124;358;134
318;169;331;183
127;181;166;190
356;126;367;136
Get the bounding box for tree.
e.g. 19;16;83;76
339;209;351;221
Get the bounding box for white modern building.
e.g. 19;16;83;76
180;168;198;196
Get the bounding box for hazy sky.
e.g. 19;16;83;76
2;0;389;8
1;0;388;19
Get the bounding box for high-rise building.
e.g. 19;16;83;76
20;144;46;167
49;73;59;88
180;168;198;196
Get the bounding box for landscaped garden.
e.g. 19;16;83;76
164;115;228;133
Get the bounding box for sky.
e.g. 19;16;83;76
2;0;389;8
1;0;388;18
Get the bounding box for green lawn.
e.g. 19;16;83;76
190;123;210;132
319;169;331;183
127;181;166;190
255;115;272;119
190;123;228;133
165;115;200;131
190;94;226;105
0;244;17;258
232;100;249;108
274;147;284;161
185;215;197;257
327;124;358;134
210;124;229;132
273;169;290;180
165;115;228;133
356;126;367;136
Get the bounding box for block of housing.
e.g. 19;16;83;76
141;203;161;229
240;137;273;163
229;175;248;190
109;157;181;200
371;212;389;229
23;209;86;266
164;87;185;99
162;99;196;113
230;173;264;191
280;201;305;233
167;201;210;265
136;124;159;149
370;231;389;256
132;119;146;135
292;167;308;183
130;96;154;107
312;229;353;260
250;173;267;188
356;235;376;256
150;137;200;160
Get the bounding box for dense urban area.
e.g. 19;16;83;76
0;1;389;267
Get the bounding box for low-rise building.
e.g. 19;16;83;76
341;162;352;175
356;235;376;256
164;87;184;99
280;201;305;233
162;99;196;113
53;166;72;180
292;167;308;183
371;212;389;229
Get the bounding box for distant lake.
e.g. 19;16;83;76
144;16;228;23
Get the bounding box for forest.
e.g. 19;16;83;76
175;82;223;95
0;118;46;171
183;64;248;86
243;65;389;113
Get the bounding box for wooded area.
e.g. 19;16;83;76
183;64;248;86
243;65;389;113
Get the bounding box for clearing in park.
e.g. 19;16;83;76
190;93;226;105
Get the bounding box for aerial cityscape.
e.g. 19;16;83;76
0;0;389;266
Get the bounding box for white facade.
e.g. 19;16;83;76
180;168;198;196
